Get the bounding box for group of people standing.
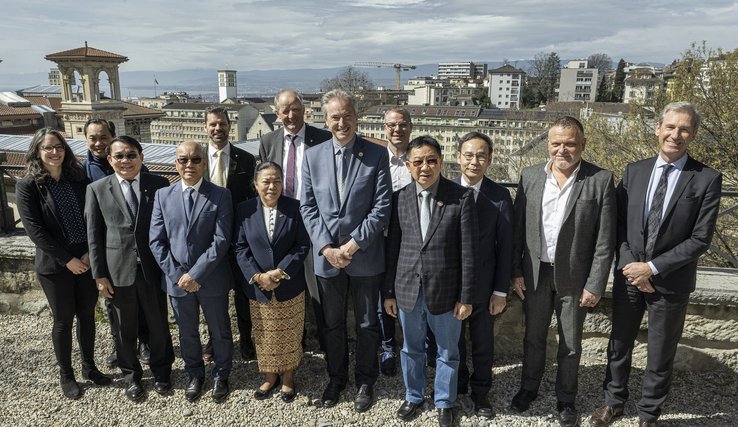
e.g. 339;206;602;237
15;90;720;427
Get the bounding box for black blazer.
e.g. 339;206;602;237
16;175;90;275
85;172;170;287
234;196;310;302
205;143;257;209
384;177;478;315
258;124;333;165
453;176;514;302
615;155;722;294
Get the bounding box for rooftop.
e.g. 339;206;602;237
45;43;128;62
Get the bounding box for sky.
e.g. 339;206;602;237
2;0;737;75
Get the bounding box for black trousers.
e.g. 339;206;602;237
37;269;99;378
603;271;690;422
105;298;149;347
109;267;174;383
459;300;495;397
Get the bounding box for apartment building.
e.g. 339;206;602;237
488;65;525;109
557;60;599;102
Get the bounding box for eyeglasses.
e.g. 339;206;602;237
460;153;489;162
111;152;140;161
40;145;65;153
176;157;203;165
385;122;410;130
407;158;440;168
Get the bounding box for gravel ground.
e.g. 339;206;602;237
0;313;735;427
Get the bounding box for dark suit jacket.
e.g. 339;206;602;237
234;196;310;302
16;175;90;275
85;172;170;287
149;180;234;298
384;177;478;315
512;160;616;296
615;155;722;294
453;176;514;302
258;124;332;165
205;142;256;209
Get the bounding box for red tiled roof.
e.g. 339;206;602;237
45;45;128;62
123;101;166;118
0;104;39;117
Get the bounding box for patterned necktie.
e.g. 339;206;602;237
420;190;431;240
284;134;297;198
212;150;226;187
337;147;348;204
645;164;674;258
124;179;138;223
185;187;195;223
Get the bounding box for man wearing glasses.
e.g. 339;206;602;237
384;136;477;427
85;136;174;402
453;131;513;418
150;141;234;403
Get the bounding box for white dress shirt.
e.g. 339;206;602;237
115;172;141;204
282;124;307;199
387;145;412;192
208;143;231;182
540;161;580;264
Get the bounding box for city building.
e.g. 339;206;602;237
48;68;61;86
218;70;237;103
150;102;262;145
557;60;599;102
623;64;664;104
437;62;487;81
487;64;525;109
406;77;484;106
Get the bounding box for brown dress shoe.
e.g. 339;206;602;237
589;405;624;426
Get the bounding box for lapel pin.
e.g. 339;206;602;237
437;201;444;207
358;152;364;157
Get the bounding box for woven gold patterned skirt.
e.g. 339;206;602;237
249;292;305;373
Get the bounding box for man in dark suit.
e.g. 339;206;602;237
85;135;174;402
149;141;234;403
589;102;722;427
202;105;257;361
453;131;513;418
510;116;616;427
259;89;332;353
300;89;392;412
384;136;477;427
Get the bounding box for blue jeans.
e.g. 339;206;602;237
398;288;462;408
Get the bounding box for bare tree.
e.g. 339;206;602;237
320;66;375;94
587;53;613;75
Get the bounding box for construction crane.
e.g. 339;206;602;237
354;62;416;90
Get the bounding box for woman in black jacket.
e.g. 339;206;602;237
16;128;111;399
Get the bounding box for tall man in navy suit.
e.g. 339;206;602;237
149;141;234;403
384;136;477;427
300;89;392;412
85;136;174;402
454;131;513;418
590;102;722;427
259;89;332;352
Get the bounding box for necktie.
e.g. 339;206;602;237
185;187;195;223
337;147;348;204
124;179;138;223
645;164;674;258
420;190;431;240
212;150;226;187
284;134;297;198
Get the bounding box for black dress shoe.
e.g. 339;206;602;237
557;401;578;427
437;408;454;427
510;388;538;412
471;393;494;418
125;380;145;402
185;377;204;402
60;376;82;400
83;368;112;386
354;384;374;413
396;400;424;421
281;389;297;403
138;342;151;365
254;376;281;400
106;349;118;369
589;405;624;427
320;381;344;408
154;380;173;396
212;379;229;403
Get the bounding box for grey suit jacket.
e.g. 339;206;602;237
149;180;234;298
615;155;722;294
258;124;332;165
384;177;478;315
512;160;616;296
300;135;392;278
86;172;169;287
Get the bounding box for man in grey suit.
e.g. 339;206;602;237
259;89;332;352
85;135;174;402
384;136;476;427
510;116;616;427
590;102;722;427
149;141;234;403
300;89;392;412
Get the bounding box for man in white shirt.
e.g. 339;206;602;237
510;116;616;427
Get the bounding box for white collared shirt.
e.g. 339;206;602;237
387;145;412;192
282;124;307;199
208;143;231;181
181;177;204;204
115;172;141;203
540;160;580;263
